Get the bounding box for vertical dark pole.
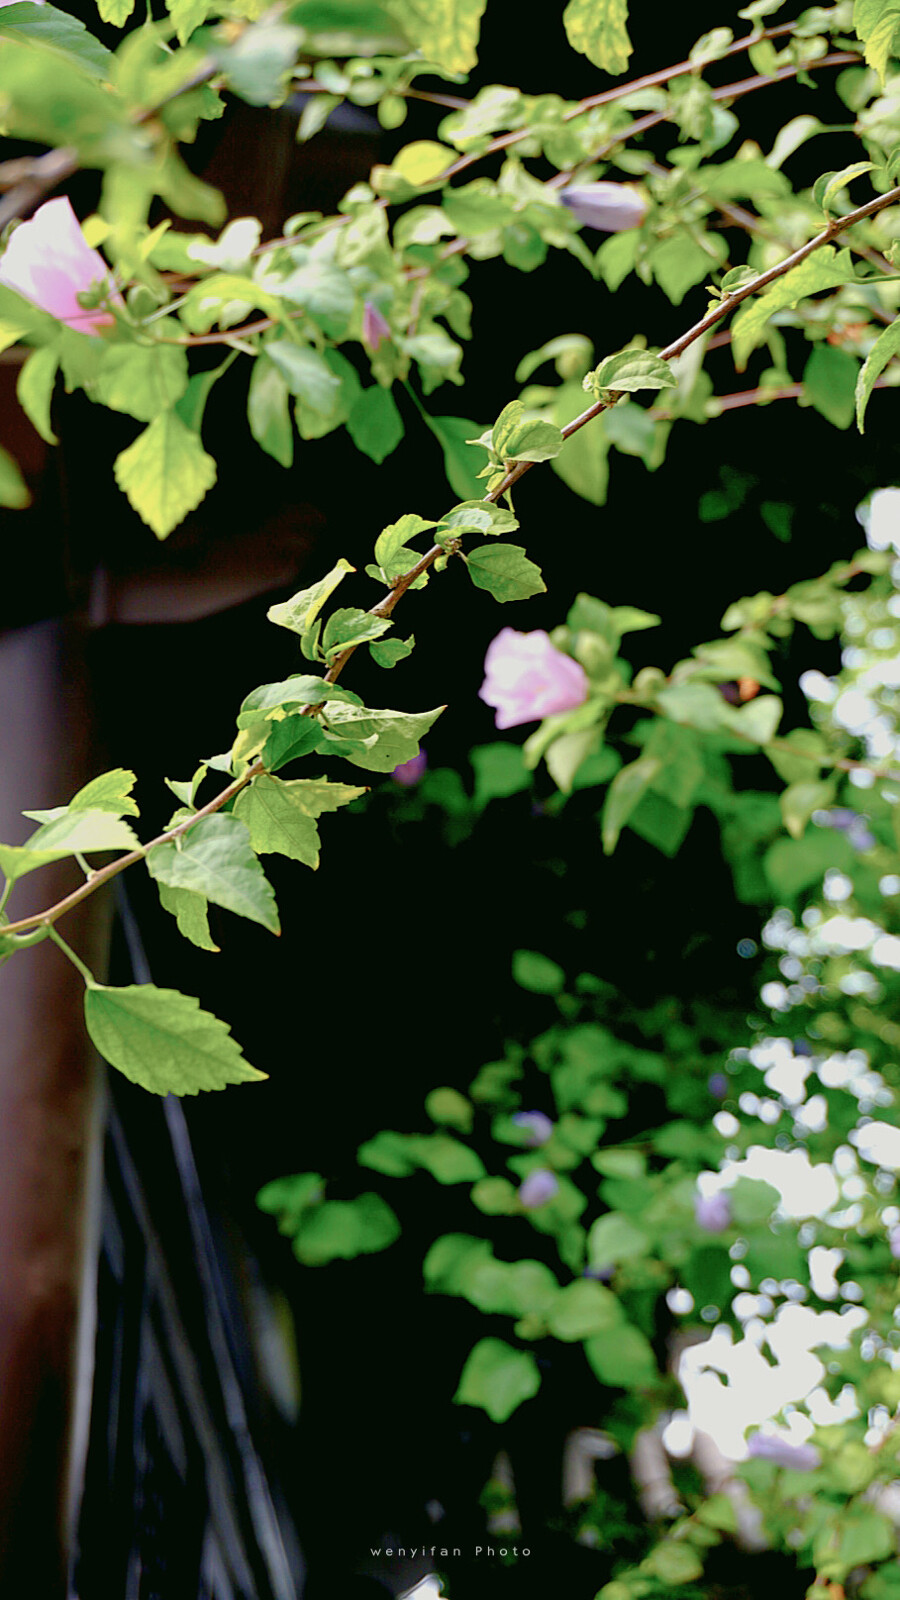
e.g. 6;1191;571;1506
0;617;107;1594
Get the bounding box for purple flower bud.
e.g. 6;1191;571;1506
708;1073;729;1100
512;1111;554;1146
391;750;427;787
695;1191;731;1234
559;182;648;234
479;629;589;731
820;808;875;852
583;1263;614;1283
747;1433;820;1471
889;1226;900;1261
362;300;391;352
793;1039;813;1058
518;1169;559;1209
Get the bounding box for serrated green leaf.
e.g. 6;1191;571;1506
16;345;59;444
437;500;518;539
145;813;279;933
346;384;404;463
0;810;138;882
731;247;856;370
813;160;875;212
587;348;676;395
95;342;189;422
23;767;138;822
563;0;632;73
84;981;264;1094
96;0;134;25
856;314;900;430
114;410;217;539
387;0;485;72
157;880;218;951
321;704;444;771
247;352;294;467
265;340;341;414
804;343;858;429
493;399;563;462
322;606;392;655
237;675;360;725
465;543;546;603
0;2;112;77
454;1337;541;1421
424;414;487;500
370;634;415;668
267;559;355;635
233;773;365;868
601;756;662;853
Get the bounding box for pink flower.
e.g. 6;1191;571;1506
479;629;589;731
361;300;391;352
695;1191;731;1234
747;1433;820;1471
560;182;648;233
0;197;118;333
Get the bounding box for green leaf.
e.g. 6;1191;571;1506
0;2;112;77
587;1211;650;1265
247;352;294;468
644;1543;705;1584
546;1280;622;1341
373;512;436;580
586;348;676;396
267;560;356;636
322;606;392;655
95;342;189;422
584;1323;657;1387
96;0;134;24
0;446;30;510
465;543;546;603
387;0;486;72
233;774;365;869
425;1086;474;1132
358;1130;485;1184
0;809;138;882
265;340;341;414
601;756;662;854
853;0;900;82
237;675;361;724
157;881;218;951
454;1337;541;1421
346;385;405;463
470;743;531;809
370;634;415;668
425;414;488;500
493;399;563;462
513;949;565;994
856;313;900;430
563;0;632;73
731;247;856;370
438;501;518;539
321;704;445;771
16;345;59;444
145;813;279;933
23;767;138;822
84;981;265;1095
167;0;212;44
813;160;875;212
213;21;304;106
804;343;858;430
113;410;217;539
290;1193;401;1265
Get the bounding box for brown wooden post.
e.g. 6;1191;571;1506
0;616;108;1594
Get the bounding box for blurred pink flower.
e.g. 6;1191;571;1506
560;182;648;233
479;629;589;730
361;300;391;352
392;750;427;787
0;197;118;332
695;1191;731;1234
518;1169;559;1209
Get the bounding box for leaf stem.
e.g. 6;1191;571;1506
47;924;96;986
